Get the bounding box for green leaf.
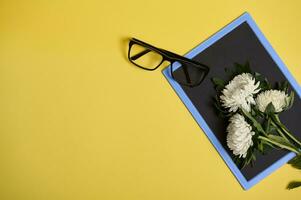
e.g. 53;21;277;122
267;135;297;151
213;102;226;115
224;67;233;77
283;81;289;91
269;124;277;133
241;108;265;135
240;150;256;168
233;144;259;169
244;61;251;72
213;96;227;114
211;77;226;93
234;63;243;74
265;102;276;115
264;117;272;133
277;81;289;93
211;77;225;87
222;62;255;84
253;72;271;90
258;141;264;153
288;154;301;170
211;77;225;92
233;62;252;74
261;139;276;149
251;153;256;161
287;181;301;190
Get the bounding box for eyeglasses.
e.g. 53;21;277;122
128;38;210;87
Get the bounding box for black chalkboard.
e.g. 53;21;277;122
173;22;301;180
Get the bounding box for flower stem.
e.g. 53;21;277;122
270;120;290;142
273;114;301;147
258;136;300;154
281;126;301;147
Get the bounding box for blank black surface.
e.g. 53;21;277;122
174;22;301;180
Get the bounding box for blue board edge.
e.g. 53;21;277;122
162;12;301;190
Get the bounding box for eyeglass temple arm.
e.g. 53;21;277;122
160;49;209;70
182;65;192;84
130;49;151;60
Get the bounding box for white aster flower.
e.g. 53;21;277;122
227;113;255;158
256;89;289;113
220;73;260;112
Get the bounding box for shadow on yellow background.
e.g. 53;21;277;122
0;0;300;200
119;37;130;62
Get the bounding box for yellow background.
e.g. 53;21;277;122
0;0;300;199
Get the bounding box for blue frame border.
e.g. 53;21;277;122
162;12;301;190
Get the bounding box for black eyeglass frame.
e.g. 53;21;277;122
128;38;210;87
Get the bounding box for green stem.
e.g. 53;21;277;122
273;114;301;147
258;136;300;154
270;120;290;142
282;126;301;146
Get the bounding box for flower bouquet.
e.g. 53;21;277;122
212;62;301;189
